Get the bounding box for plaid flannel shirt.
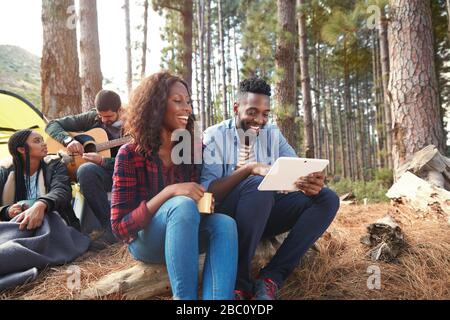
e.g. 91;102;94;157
111;143;198;243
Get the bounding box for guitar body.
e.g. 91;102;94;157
46;128;112;181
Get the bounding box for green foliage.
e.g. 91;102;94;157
239;0;277;82
328;169;391;203
321;6;362;47
0;45;41;109
372;168;393;188
159;9;184;75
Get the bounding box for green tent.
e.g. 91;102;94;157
0;90;47;161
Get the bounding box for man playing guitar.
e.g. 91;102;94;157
45;90;125;248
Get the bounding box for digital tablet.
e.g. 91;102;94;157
257;157;329;191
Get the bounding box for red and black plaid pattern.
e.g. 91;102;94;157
111;143;198;243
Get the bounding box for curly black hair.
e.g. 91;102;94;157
239;77;272;97
125;71;194;157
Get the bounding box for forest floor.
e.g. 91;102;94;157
1;202;449;300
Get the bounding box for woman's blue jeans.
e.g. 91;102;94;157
128;196;238;300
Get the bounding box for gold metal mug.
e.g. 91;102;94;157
197;192;213;214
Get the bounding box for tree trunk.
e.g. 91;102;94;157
196;0;206;130
378;8;393;169
322;74;330;176
364;74;373;171
343;36;354;179
226;23;234;114
205;0;212;128
372;32;384;169
298;0;314;157
275;0;298;150
41;0;81;119
336;82;346;178
447;0;450;42
343;40;353;178
233;27;240;88
388;0;445;178
314;42;322;159
124;0;132;95
181;0;193;88
217;0;228;120
155;1;193;87
329;80;337;175
79;0;102;112
141;0;149;79
193;26;201;117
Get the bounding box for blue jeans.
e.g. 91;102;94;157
217;175;340;292
77;162;113;230
128;196;238;300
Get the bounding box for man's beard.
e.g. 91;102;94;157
238;118;264;136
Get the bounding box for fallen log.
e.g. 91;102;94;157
78;234;288;300
395;145;450;189
387;171;450;223
79;259;174;300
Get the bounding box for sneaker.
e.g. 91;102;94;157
253;277;279;300
234;290;253;300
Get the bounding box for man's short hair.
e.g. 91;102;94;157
95;90;122;112
238;77;272;98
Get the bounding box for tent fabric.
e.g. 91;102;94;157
0;90;47;161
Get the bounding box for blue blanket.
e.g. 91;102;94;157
0;212;90;292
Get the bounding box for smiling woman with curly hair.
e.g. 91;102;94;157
111;71;238;300
125;72;195;156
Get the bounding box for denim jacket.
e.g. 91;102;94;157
201;118;297;191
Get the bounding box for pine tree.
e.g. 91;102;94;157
79;0;103;110
41;0;81;119
388;0;446;176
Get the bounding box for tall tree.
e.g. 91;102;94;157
240;0;277;81
124;0;132;95
388;0;446;176
41;0;81;119
79;0;103;111
217;0;228;119
196;0;206;130
275;0;298;150
368;0;392;169
153;0;193;87
205;0;212;127
447;0;450;41
141;0;149;79
298;0;314;158
322;7;362;179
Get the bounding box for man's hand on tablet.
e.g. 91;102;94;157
245;162;271;177
295;172;325;196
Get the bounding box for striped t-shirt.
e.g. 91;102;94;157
237;139;256;168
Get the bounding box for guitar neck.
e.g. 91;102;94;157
96;136;131;152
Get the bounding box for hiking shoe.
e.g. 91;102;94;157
253;278;279;300
234;290;254;300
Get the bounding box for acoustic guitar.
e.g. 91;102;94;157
46;128;131;181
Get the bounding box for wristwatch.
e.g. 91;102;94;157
63;136;74;147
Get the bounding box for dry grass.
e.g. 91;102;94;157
1;203;449;300
281;203;450;300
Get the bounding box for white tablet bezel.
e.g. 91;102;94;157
257;157;329;191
